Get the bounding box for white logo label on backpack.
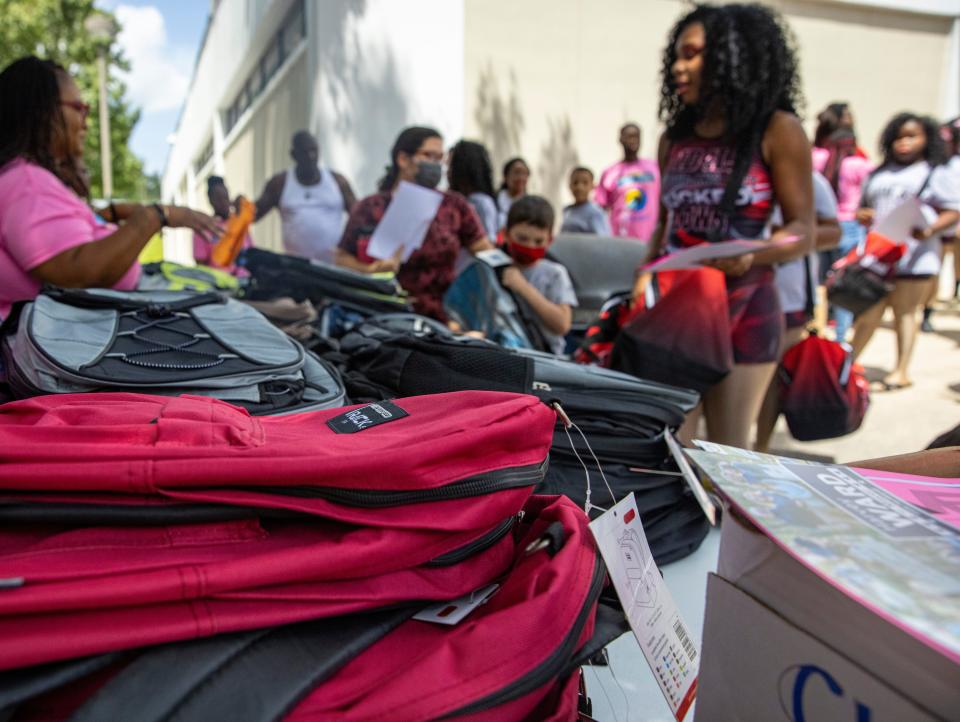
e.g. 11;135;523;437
327;401;409;434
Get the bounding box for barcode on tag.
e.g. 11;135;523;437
674;618;697;662
590;493;698;721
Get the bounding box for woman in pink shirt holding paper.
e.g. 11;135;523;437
0;57;219;321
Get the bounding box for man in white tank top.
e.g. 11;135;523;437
254;131;357;263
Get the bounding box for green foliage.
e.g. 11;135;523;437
0;0;153;200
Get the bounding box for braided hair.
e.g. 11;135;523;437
659;4;803;220
0;56;89;197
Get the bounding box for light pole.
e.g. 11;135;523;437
83;12;119;199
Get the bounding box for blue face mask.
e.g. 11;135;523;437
414;161;443;189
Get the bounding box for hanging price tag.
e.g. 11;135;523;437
590;492;699;721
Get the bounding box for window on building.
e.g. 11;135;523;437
284;1;305;49
262;40;281;81
193;137;214;176
222;0;306;135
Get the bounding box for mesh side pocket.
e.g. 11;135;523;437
399;345;533;396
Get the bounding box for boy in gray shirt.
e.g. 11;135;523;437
501;196;578;355
561;167;612;235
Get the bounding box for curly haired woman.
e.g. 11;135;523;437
637;3;815;448
852;113;960;390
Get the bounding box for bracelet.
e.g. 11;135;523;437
151;203;168;228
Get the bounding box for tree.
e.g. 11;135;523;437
0;0;152;200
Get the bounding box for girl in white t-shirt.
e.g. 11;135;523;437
853;113;960;390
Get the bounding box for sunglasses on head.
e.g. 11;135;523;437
61;100;91;118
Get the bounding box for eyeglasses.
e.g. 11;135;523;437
61;100;91;118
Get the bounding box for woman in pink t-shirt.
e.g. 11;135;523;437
0;57;220;320
812;103;873;342
192;175;254;273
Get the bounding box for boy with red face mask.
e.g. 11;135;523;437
500;195;578;354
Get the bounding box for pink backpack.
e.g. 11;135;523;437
3;496;612;722
0;391;559;670
0;391;553;533
286;495;606;721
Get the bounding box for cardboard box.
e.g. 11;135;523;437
686;447;960;722
695;515;954;721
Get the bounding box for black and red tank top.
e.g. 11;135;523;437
661;135;774;252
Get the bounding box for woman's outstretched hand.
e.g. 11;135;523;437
165;206;222;243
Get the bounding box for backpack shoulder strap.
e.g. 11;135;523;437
918;165;936;198
68;609;411;722
803;255;815;318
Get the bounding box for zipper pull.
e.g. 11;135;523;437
524;522;566;557
551;401;572;429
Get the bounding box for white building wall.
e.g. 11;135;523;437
308;0;466;198
165;0;958;251
163;0;465;254
463;0;960;214
780;0;956;154
161;0;299;257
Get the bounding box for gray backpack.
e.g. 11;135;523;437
1;288;345;415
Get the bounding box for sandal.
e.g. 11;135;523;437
870;380;913;392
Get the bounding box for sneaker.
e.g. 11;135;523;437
921;308;934;333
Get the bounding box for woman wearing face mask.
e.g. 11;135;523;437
0;56;220;322
851;113;960;390
335;126;493;321
637;3;815;449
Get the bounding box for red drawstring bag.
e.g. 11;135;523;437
609;267;733;392
779;333;869;441
825;230;906;317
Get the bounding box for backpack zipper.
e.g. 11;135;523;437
261;459;547;508
445;552;605;717
425;516;518;567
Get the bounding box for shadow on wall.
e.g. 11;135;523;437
473;62;525;177
314;0;411;196
337;50;409;195
537;115;579;214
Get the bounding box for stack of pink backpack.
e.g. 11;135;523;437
0;391;620;721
